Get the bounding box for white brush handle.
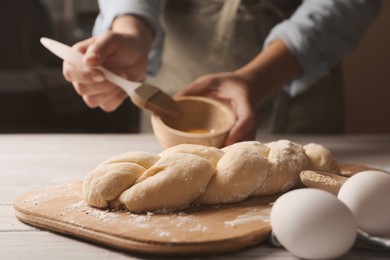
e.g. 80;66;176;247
97;67;140;95
40;37;141;96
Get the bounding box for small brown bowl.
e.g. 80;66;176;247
151;96;236;148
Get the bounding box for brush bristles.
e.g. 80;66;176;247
132;84;182;117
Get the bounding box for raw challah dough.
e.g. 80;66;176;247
83;140;340;212
82;151;160;208
196;142;269;204
119;153;215;212
303;143;340;174
159;143;224;168
253;140;309;196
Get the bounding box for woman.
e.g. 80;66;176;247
63;0;382;145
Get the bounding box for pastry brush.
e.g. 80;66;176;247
40;37;181;117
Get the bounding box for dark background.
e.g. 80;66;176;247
0;0;140;133
0;0;389;134
342;1;390;134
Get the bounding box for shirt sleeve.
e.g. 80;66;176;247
93;0;164;75
264;0;383;97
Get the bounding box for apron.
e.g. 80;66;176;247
144;0;344;134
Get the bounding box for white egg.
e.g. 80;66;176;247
338;170;390;237
271;188;357;260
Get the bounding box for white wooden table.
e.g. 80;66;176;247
1;133;390;259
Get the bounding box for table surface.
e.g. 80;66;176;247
1;133;390;260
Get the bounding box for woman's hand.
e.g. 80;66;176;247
62;15;152;112
177;40;303;146
177;72;257;146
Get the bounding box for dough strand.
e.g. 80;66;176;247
83;140;340;212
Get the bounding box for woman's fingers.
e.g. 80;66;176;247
225;115;256;145
73;81;117;96
63;37;105;83
63;63;105;84
83;33;119;67
72;37;96;54
100;91;128;112
176;75;218;96
179;73;257;145
224;95;257;145
81;87;127;111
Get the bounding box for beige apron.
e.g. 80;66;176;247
144;0;344;134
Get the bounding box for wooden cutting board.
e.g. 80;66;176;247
13;163;377;256
14;182;276;255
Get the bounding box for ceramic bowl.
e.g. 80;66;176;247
151;96;236;148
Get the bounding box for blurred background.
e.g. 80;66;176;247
0;0;139;133
0;0;389;134
342;0;390;134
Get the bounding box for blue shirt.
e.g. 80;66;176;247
93;0;382;97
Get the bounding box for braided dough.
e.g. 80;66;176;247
83;140;339;212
